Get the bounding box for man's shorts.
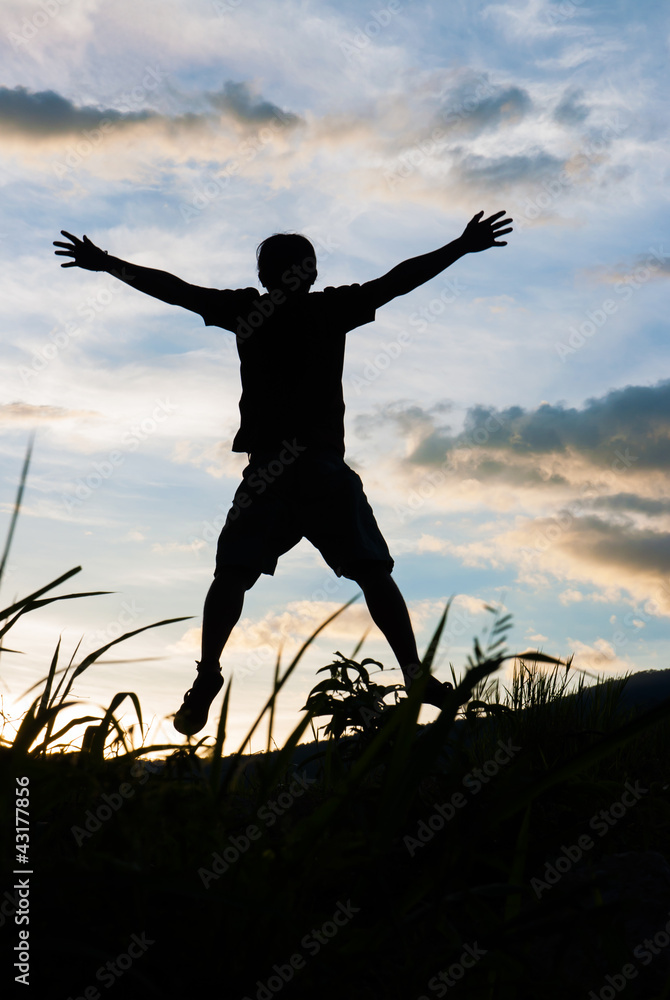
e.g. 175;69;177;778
214;441;394;583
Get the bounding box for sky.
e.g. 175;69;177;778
1;0;669;755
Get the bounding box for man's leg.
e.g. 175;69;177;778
200;565;259;666
351;566;452;708
174;565;258;735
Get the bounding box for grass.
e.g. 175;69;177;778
2;443;670;999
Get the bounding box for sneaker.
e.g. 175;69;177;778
174;664;223;736
422;677;454;708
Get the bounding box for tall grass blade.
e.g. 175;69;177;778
0;566;82;622
89;691;144;761
38;637;61;716
209;676;233;792
266;646;282;753
349;627;371;661
421;596;453;674
11;697;79;755
57;616;192;704
0;435;33;591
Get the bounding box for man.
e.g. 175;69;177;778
54;208;512;735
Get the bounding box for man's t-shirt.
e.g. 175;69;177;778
192;284;377;457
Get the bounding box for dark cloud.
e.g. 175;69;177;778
438;82;533;136
358;380;670;477
0;85;156;138
206;81;300;126
634;253;670;277
590;493;670;516
451;149;566;192
556;515;670;579
0;81;299;141
454;382;670;471
553;87;590;126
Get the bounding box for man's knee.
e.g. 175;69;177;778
215;564;260;591
347;561;392;587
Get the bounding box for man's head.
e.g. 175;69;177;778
256;233;317;295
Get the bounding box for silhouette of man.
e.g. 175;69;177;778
54;210;512;735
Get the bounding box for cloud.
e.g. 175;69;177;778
504;514;670;614
593;251;670;284
434;76;533;137
0;81;301;184
370;380;670;481
481;0;591;40
559;589;584;605
0;85;158;139
354;382;670;613
449;149;567;195
0;402;99;426
172;601;381;661
0;81;300;143
590;494;670;516
553;87;590;126
171;594;457;662
0;65;630;218
206;81;300;127
566;637;633;675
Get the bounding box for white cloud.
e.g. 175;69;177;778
559;588;583;605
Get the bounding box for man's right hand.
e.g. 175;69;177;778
53;231;109;270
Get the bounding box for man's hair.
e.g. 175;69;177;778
256;233;317;291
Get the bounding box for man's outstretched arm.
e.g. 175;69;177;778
53;231;205;312
366;210;512;307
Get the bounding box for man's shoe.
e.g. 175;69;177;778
174;664;223;736
422;676;454;708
